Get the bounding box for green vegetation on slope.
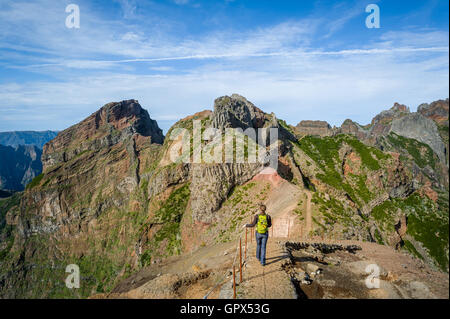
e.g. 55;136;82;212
386;132;437;169
294;134;388;205
140;183;190;266
371;193;449;271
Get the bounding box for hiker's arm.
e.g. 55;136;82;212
267;215;272;228
245;215;258;228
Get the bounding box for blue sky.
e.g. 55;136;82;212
0;0;448;133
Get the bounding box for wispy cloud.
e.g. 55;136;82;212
0;0;448;133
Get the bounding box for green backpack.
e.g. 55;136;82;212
256;214;268;234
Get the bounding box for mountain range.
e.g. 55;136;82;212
0;96;448;298
0;131;58;192
0;131;58;149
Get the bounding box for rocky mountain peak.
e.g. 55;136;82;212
294;120;333;137
391;102;410;113
94;99;164;141
371;102;410;126
417;98;449;126
211;94;266;130
42;100;163;169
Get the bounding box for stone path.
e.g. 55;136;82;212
230;239;297;299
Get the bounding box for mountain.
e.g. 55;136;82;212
0;130;57;193
0;96;448;299
0;131;58;149
0;145;43;191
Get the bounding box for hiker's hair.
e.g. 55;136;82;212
259;204;266;211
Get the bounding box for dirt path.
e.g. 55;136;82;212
236;239;296;299
305;190;312;236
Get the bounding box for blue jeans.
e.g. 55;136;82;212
255;232;269;265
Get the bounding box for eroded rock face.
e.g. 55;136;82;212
390;113;446;163
190;163;263;223
295;120;333;137
339;119;368;140
15;103;164;237
42;100;163;170
418;99;449;127
211;94;266;130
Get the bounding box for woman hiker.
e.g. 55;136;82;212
243;204;272;266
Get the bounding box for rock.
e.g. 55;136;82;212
294;271;307;281
417;99;449;127
339;119;368;140
190;163;262;223
390;112;446;163
305;263;320;274
316;279;336;287
346;260;388;278
211;94;266;130
294;120;333;137
407;281;436;299
42;99;164;169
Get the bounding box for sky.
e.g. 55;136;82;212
0;0;448;133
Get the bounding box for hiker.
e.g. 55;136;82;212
243;204;272;266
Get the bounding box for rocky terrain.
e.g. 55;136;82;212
0;95;448;299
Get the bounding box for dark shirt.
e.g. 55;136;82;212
246;213;272;228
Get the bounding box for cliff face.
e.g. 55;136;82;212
0;145;42;191
0;96;448;298
42;99;163;169
0;100;165;297
294;120;333;137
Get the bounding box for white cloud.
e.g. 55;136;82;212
0;0;448;133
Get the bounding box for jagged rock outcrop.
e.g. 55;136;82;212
418;99;449;126
211;94;266;130
339;119;368;140
42;99;163;169
294;120;333;137
370;103;410;133
0;144;42;191
390;112;446;163
190;163;263;223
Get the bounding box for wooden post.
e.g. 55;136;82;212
245;228;247;259
239;238;243;283
233;266;236;299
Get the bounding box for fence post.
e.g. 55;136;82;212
239;238;243;283
233;266;236;299
245;228;247;259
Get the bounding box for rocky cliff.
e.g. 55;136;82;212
294;120;333;137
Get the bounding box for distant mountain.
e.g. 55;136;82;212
0;144;42;191
0;130;58;149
